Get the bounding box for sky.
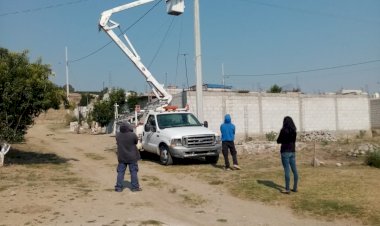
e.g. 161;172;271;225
1;0;380;94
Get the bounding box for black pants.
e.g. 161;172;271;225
222;141;238;167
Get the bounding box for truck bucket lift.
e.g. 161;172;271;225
99;0;185;109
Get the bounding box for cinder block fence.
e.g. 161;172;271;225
172;91;371;140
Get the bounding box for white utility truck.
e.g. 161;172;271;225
99;0;221;165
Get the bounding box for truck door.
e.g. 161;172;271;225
142;115;158;152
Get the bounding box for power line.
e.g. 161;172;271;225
225;59;380;77
175;16;185;87
0;0;90;17
68;41;112;64
69;0;163;64
148;16;176;68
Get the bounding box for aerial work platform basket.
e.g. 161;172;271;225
166;0;185;15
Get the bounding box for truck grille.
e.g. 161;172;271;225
183;135;215;147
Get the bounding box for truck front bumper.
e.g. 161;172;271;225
169;144;222;159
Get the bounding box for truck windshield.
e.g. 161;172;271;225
157;113;202;129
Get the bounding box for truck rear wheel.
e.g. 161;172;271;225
205;155;219;164
159;145;173;165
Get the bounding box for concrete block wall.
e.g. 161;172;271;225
173;91;371;139
261;94;300;133
223;93;261;138
370;99;380;129
302;96;336;131
337;97;370;130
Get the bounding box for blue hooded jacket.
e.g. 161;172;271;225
220;114;235;141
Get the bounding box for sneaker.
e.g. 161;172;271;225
291;189;298;193
115;188;122;192
281;190;290;194
233;164;241;170
224;167;231;171
131;187;142;192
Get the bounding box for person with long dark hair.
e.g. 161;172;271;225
277;116;298;194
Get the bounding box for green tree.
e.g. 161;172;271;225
0;48;66;142
268;84;282;93
79;93;94;106
126;91;139;112
109;88;126;107
90;88;126;128
98;87;108;100
91;101;113;127
62;84;75;93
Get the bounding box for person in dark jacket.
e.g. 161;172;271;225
277;116;298;194
115;122;142;192
220;114;241;170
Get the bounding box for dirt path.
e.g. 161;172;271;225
1;122;359;226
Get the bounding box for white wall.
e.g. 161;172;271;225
172;91;371;140
302;96;336;131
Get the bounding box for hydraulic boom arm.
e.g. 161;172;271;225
99;0;185;106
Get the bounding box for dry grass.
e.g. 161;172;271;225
160;137;380;225
179;193;207;207
84;153;106;160
142;175;163;188
1;144;93;196
139;220;165;226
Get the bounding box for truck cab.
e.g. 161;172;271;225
138;110;221;165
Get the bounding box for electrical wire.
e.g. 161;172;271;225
175;16;185;88
69;0;163;64
0;0;90;17
148;16;176;68
225;59;380;77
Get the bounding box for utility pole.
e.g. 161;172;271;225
222;63;225;90
194;0;203;121
181;53;189;88
65;47;69;99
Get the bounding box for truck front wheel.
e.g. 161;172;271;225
159;145;173;165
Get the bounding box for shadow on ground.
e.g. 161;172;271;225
4;148;78;165
140;151;213;166
257;180;284;192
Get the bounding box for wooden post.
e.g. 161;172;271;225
313;140;317;167
0;153;4;167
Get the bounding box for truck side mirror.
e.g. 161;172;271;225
144;124;151;132
203;121;208;128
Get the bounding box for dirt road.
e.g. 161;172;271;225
0;121;358;226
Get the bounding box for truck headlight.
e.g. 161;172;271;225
215;135;221;144
170;138;182;147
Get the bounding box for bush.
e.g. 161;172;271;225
65;114;77;126
265;131;277;141
356;130;366;139
365;149;380;168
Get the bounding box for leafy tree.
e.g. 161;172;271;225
268;84;282;93
79;93;94;106
62;84;75;93
91;101;113;127
98;87;108;100
0;48;66;142
109;88;126;107
292;88;301;92
127;91;139;112
90;88;126;128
